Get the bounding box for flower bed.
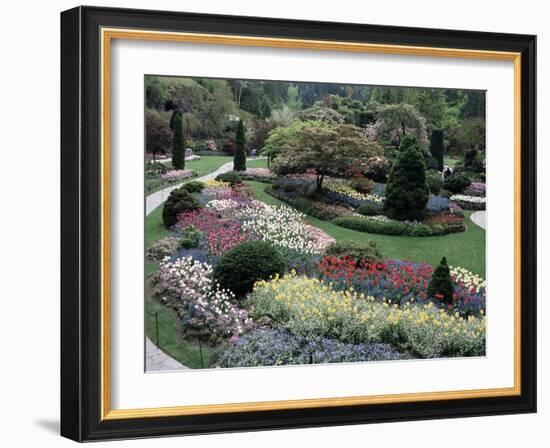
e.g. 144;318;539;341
153;256;253;341
463;182;486;197
217;328;409;367
161;169;196;180
450;194;486;210
238;167;276;183
317;256;485;317
333;214;465;236
247;273;485;358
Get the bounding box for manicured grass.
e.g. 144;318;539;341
245;158;268;169
246;181;486;276
444;156;460;168
146;292;223;369
186;155;232;177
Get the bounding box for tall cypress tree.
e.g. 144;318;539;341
171;111;185;170
383;135;429;221
233;119;246;172
169;109;178;131
429;129;445;171
427;257;454;304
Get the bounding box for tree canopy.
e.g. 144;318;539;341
272;122;383;188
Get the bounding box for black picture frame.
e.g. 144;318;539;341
61;5;536;442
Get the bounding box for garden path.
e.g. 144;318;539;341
146;157;266;215
470;211;486;230
145;337;189;372
144;157;265;371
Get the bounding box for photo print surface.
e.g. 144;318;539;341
144;75;486;372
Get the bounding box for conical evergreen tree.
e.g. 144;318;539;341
233;119;246;172
383;135;429;221
427;257;454;304
171;111;185;170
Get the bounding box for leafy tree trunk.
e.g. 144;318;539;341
233;119;246;171
171;112;185;169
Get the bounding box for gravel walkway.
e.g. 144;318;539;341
470;210;486;229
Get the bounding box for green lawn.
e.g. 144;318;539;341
246;181;486;276
245;158;268;169
444;156;460;168
186;155;232;177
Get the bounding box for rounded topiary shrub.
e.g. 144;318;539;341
215;171;242;185
162;187;200;228
444;172;471;193
181;180;205;193
324;240;384;262
213;241;288;298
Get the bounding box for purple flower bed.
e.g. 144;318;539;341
217;328;409;367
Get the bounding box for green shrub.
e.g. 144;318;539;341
348;177;374;194
357;203;382;216
324;240;384;262
427;257;454;303
305;183;319;198
283;183;298;192
383;135;429;221
215;171;242;185
444;173;471;193
181;180;205;193
162;187;200;228
146;161;168;177
426;170;444;195
179;225;202;249
213;241;288;298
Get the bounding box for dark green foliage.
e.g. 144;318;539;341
145;161;168;177
324;240;384;262
427;257;454;303
429;129;445;171
383;135;429;221
305;183;319;198
444;173;471;193
215;171;242;185
179;225;202;249
162;187;200;228
357;203;382;216
169;109;178;131
213;241;288;298
181;180;205;193
171;112;186;169
462;149;485;173
233;119;246;171
426;170;444;195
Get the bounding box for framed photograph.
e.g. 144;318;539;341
60;6;536;441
